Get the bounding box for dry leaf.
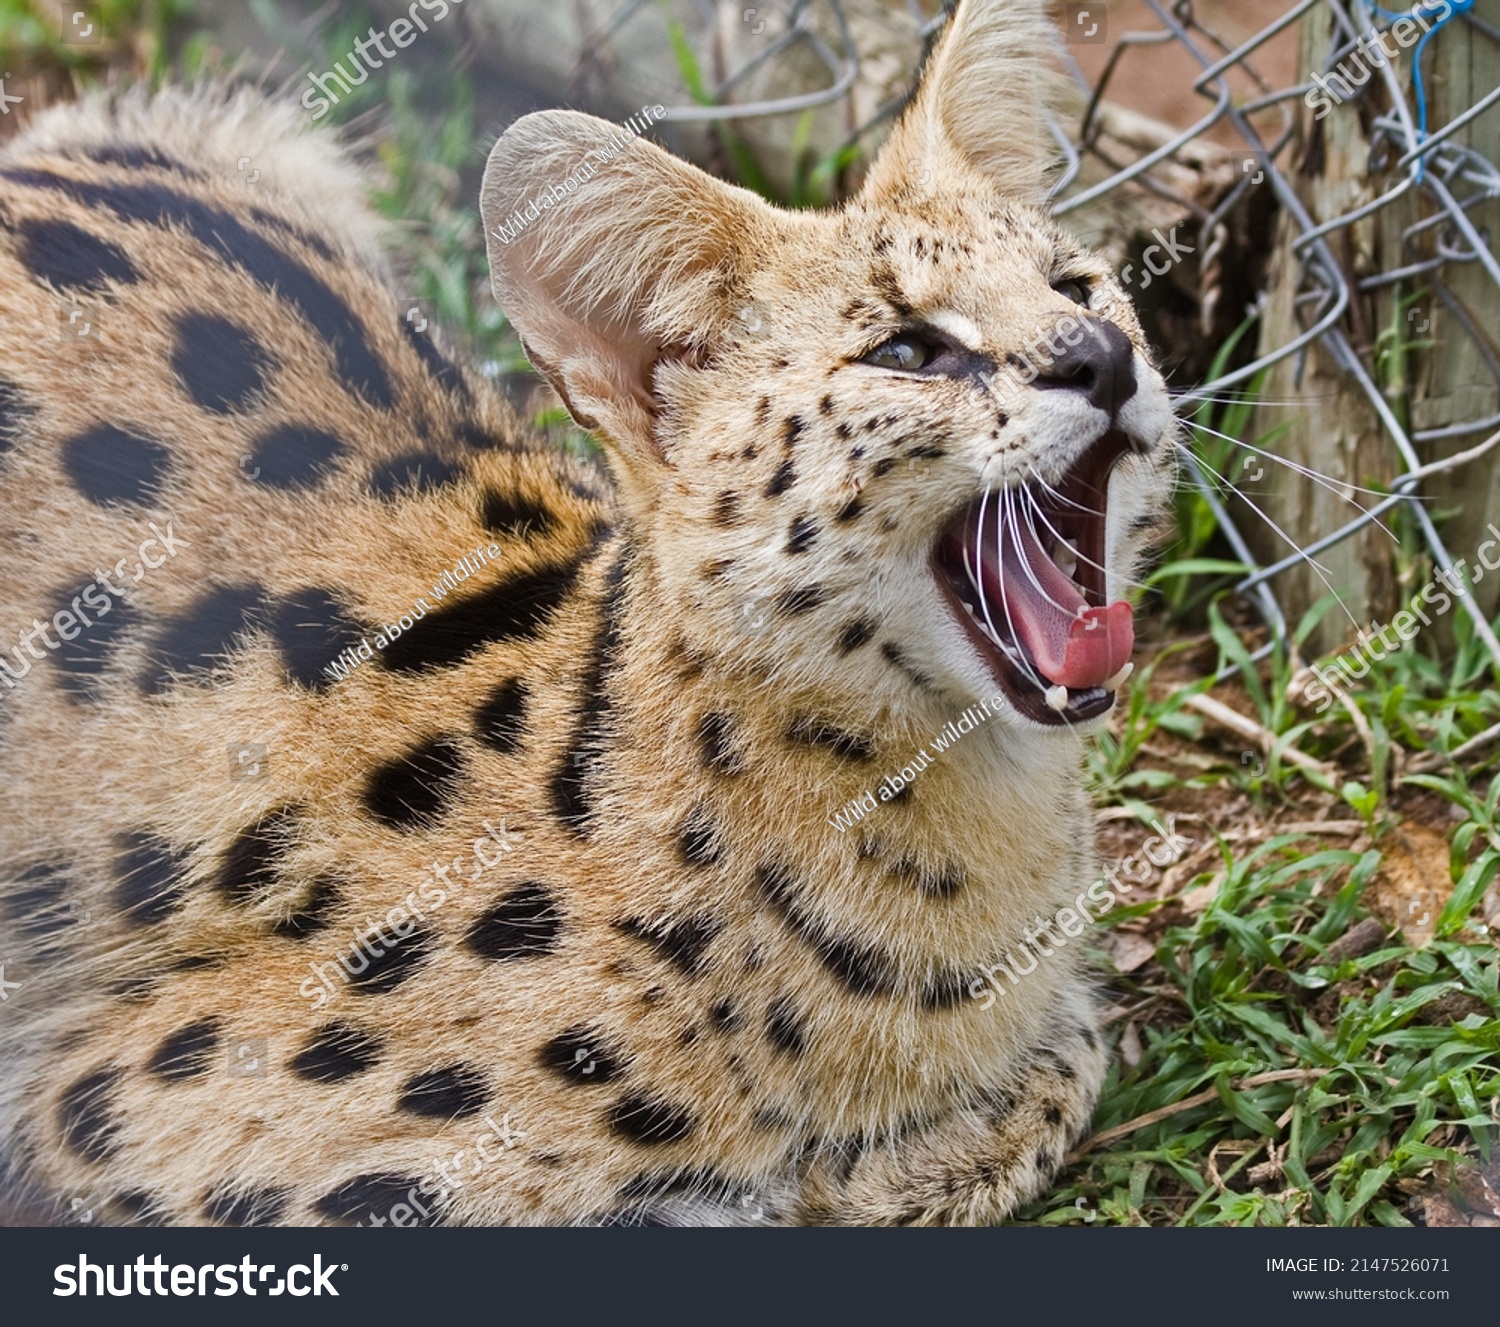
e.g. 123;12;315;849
1110;933;1156;975
1371;823;1452;946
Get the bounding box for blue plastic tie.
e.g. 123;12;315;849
1366;0;1474;178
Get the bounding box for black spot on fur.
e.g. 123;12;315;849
112;1191;164;1224
835;495;864;523
1039;1049;1078;1081
873;457;896;477
369;452;461;499
271;874;343;939
755;396;772;425
819;394;836;416
765;996;807;1056
881;642;935;692
315;1174;438;1226
61;424;169;507
608;1094;696;1146
709;998;741;1032
49;587;137;702
86;144;196;172
1043;1103;1065;1127
0;172;395;407
752;1105;794;1131
456;420;515;451
204;1187;291;1227
146;1018;220;1082
1;863;68;937
270;587;365;690
113;831;188;925
142;583;266;694
920;973;972;1010
59;1068;124;1162
786;515;817;554
480;489;557;539
346;927;433;996
244;423;346;490
906;443;946;460
216;805;301;904
539;1025;625;1084
837;618;877;654
18;217;139;292
361;736;465;830
465;882;563;961
871;267;914;318
711;491;741;528
985;1090;1017;1125
1035;1149;1059;1178
787;716;875;762
171;313;273;413
0;378;34;454
401;314;472;402
887;859;965;899
474;677;529;754
397;1064;490;1119
617;1168;753;1206
380;556;591;673
291;1023;384;1083
677;806;723;866
697;711;743;776
550;557;623;835
615;913;722;977
776;584;828;616
755;862;899;997
782;416;805;447
765;459;796;497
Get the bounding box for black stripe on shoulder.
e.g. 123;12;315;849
380;553;594;673
549;553;626;836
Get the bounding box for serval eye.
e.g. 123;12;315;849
862;334;938;372
1053;278;1092;307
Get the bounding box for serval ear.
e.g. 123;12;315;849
862;0;1062;206
481;111;786;491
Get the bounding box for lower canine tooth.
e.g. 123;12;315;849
1105;662;1135;691
1045;685;1070;712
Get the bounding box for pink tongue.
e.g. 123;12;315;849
974;510;1134;690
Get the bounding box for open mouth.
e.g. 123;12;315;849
933;431;1135;727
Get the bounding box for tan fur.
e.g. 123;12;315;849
0;0;1175;1226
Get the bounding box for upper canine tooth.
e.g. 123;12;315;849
1105;662;1134;692
1052;540;1079;579
1045;685;1069;712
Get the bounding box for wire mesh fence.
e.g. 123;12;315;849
577;0;1500;675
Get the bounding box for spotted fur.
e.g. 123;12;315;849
0;0;1174;1226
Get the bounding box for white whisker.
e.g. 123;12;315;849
1021;485;1150;594
1177;440;1359;631
1008;487;1081;618
1183;419;1400;527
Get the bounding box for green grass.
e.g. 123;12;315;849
8;0;1497;1229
